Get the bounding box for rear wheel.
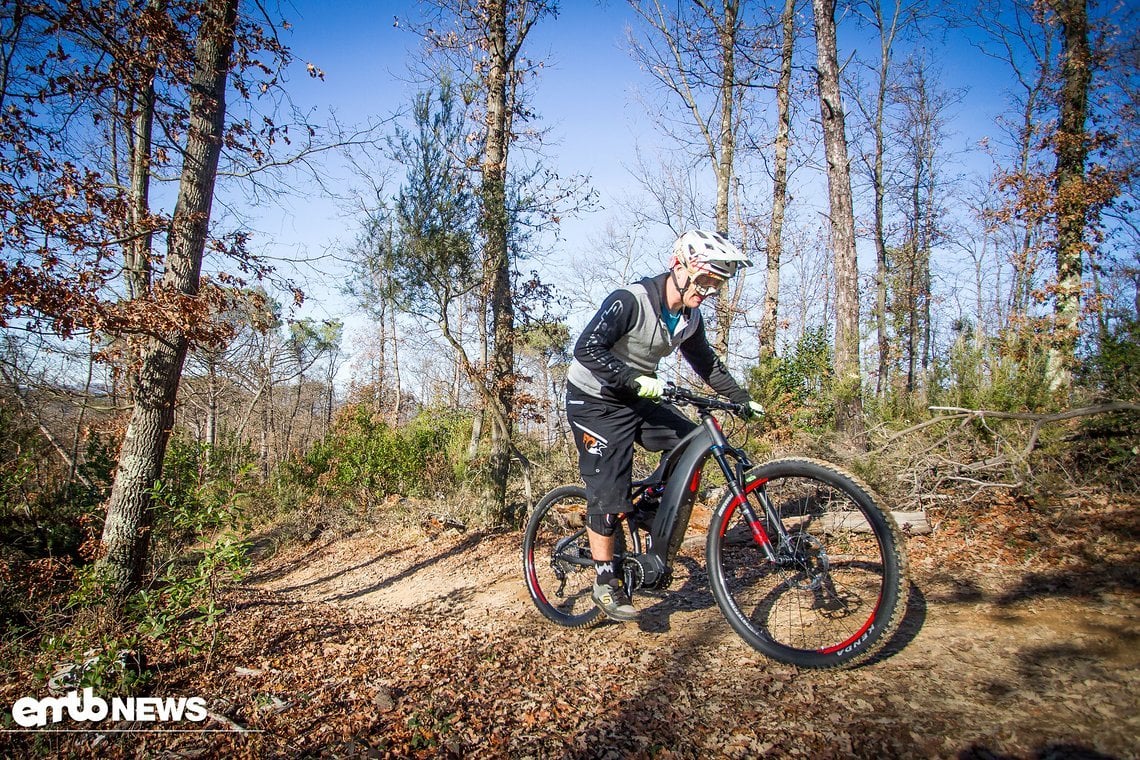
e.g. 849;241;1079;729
523;485;626;628
706;458;908;668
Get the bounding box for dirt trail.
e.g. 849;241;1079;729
236;511;1140;759
3;495;1136;759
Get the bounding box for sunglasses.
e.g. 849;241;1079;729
690;273;726;297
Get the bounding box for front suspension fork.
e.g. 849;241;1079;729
712;447;792;564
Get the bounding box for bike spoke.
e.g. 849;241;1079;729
707;459;907;668
523;486;606;628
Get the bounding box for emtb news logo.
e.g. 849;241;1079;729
11;687;208;728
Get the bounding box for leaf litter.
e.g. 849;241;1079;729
1;492;1136;758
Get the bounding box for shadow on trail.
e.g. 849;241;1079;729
562;548;797;758
631;555;719;634
931;500;1140;609
994;560;1140;606
958;741;1121;760
257;545;415;596
241;523;363;586
868;580;927;665
331;531;488;602
563;555;927;756
917;559;1137;610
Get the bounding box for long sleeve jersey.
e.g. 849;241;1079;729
566;272;750;405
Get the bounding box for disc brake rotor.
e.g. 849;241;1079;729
781;532;830;591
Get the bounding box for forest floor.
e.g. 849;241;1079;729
4;490;1139;759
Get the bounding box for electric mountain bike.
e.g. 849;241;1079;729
522;385;908;669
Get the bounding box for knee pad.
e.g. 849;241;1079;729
586;512;620;537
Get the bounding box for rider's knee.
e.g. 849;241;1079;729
586;512;620;537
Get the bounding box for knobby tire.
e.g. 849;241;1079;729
523;485;626;629
706;458;908;669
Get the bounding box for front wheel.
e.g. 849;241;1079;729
706;458;908;669
523;485;625;628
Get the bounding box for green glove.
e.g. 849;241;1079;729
746;401;764;418
634;375;666;400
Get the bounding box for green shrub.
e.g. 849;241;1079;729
1068;319;1140;488
150;435;257;556
928;331;1053;413
1080;319;1140;401
748;325;835;434
283;405;473;500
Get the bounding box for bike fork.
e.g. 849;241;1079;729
706;424;783;563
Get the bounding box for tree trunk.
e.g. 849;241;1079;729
921;145;935;380
124;0;162;303
1046;0;1090;393
467;293;487;461
375;293;387;414
712;0;738;358
482;0;515;519
870;4;892;398
389;301;402;422
812;0;865;441
908;139;922;392
206;360;218;448
119;0;164;402
760;0;795;359
259;365;273;477
98;0;237;600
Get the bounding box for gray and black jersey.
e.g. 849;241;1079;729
566;272;750;406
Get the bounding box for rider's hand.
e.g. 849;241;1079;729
744;401;764;419
634;375;666;400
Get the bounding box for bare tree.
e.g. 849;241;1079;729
812;0;865;439
891;57;958;392
973;0;1127;395
757;0;800;360
971;0;1056;321
628;0;767;355
847;0;927;395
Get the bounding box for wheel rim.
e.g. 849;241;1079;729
524;493;600;626
714;473;893;658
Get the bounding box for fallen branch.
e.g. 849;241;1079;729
876;402;1138;507
206;708;254;734
878;402;1139;455
926;402;1140;463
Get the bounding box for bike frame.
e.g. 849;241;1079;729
624;404;781;590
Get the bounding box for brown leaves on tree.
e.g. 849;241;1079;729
0;1;312;357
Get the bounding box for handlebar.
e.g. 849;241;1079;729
661;382;761;420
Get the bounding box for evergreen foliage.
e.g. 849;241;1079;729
747;325;835;432
284;405;473;499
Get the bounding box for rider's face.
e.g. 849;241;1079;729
681;270;725;308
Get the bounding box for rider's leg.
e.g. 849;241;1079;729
581;509;637;620
567;392;692;621
636;399;698;452
585;513;620;584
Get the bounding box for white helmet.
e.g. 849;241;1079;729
669;230;752;278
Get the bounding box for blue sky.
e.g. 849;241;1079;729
257;2;662;334
244;0;1051;379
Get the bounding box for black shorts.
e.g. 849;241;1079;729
566;384;696;515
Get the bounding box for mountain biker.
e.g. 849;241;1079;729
565;230;763;622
